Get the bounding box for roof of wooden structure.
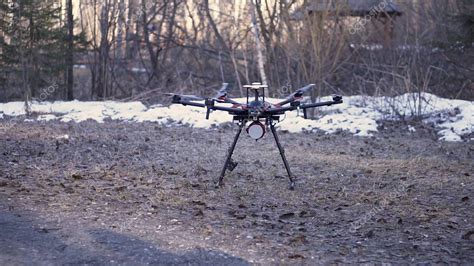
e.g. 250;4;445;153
292;0;402;20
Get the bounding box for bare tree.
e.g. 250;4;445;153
66;0;74;100
116;0;125;59
249;0;268;89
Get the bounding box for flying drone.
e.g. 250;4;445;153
170;82;343;189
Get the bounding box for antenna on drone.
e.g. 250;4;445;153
243;82;268;104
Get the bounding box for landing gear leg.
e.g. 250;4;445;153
270;123;295;190
215;122;244;188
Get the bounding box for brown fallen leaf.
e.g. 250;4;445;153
228;210;246;219
364;230;374;238
288;254;305;259
288;234;308;246
72;173;83;180
462;231;474;240
192;200;207;206
193;209;204;216
279;212;295;219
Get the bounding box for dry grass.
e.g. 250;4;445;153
0;121;472;263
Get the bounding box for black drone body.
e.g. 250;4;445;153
170;82;343;189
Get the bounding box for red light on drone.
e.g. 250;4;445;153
247;121;266;140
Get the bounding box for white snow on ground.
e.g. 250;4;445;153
0;93;472;141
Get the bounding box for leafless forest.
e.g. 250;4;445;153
0;1;473;265
0;0;473;103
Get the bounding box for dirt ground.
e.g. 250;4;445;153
0;120;473;264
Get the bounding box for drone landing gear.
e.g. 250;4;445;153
215;121;295;190
215;123;244;188
270;123;295;190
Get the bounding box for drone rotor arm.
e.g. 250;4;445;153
300;95;343;110
227;98;244;105
265;95;343;116
170;93;206;103
209;105;247;115
173;98;207;108
215;97;244;105
273;98;296;107
265;105;298;115
300;100;338;109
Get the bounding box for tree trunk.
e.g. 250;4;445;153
249;0;268;91
117;0;125;59
125;0;135;59
66;0;74;100
98;3;110;99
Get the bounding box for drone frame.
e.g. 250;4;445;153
171;83;343;189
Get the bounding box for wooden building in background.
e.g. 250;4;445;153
292;0;403;47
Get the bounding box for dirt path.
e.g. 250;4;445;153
0;199;247;265
0;121;473;264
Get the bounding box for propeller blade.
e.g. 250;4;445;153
214;83;229;99
274;84;315;107
287;83;315;99
167;83;245;106
211;83;244;105
165;93;205;102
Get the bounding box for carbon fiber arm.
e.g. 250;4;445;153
265;95;343;117
173;96;246;118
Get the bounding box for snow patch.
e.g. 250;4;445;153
0;93;472;141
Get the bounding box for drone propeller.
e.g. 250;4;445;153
166;93;205;102
212;83;243;105
167;84;246;120
300;94;343;119
214;83;229;99
275;84;315;107
168;83;238;104
284;83;315;100
289;83;315;98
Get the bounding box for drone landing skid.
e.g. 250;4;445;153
269;123;295;190
215;120;295;190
